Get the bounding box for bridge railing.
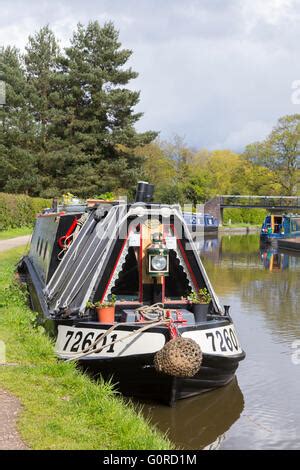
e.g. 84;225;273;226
219;195;300;208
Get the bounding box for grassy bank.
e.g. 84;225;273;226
0;247;172;450
222;223;260;228
0;227;32;240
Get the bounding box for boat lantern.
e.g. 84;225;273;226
147;232;169;277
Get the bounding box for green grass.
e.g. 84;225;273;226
0;247;172;450
221;223;261;228
0;227;32;240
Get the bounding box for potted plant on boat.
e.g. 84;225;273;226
87;295;117;323
188;288;212;322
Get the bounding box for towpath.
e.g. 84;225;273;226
0;390;28;449
0;235;31;253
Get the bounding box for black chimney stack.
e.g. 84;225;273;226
135;181;154;203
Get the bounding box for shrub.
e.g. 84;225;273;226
223;208;266;225
0;193;51;231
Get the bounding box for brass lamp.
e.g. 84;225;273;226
147;232;169;277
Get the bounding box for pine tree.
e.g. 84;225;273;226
24;26;66;196
0;46;39;194
0;22;157;198
61;21;157;196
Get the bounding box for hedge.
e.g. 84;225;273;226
223;207;267;225
0;193;51;231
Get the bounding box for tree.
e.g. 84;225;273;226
136;141;175;189
24;26;66;195
0;46;39;194
0;22;157;199
244;114;300;195
60;21;157;196
160;135;194;185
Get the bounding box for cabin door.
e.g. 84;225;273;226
271;215;283;234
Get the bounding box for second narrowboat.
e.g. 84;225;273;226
183;212;219;234
260;213;300;244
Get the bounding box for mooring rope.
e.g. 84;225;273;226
65;316;169;362
64;303;202;379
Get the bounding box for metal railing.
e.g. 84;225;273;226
219;195;300;209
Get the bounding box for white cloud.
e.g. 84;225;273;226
209;120;274;150
1;0;300;150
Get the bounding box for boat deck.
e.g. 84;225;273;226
278;238;300;252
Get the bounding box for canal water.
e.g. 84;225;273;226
141;234;300;450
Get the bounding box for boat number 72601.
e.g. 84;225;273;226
62;329;118;354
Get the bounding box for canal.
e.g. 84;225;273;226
141;233;300;450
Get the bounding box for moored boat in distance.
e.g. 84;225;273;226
18;182;245;405
260;213;300;245
183;212;219;234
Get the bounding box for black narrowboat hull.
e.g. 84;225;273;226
80;351;244;406
186;224;218;234
18;194;245;405
19;256;245;405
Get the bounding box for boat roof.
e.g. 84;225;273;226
43;202;223;316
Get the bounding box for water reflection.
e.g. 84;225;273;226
140;378;244;450
200;234;300;339
260;247;290;272
139;233;300;449
200;233;300;449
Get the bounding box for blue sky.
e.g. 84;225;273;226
1;0;300;150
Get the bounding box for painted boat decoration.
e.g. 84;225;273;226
183;212;219;233
260;213;300;244
18;182;245;405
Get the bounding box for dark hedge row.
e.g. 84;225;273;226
0;193;50;230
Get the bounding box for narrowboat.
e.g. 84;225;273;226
260;213;300;244
18;182;245;405
183;212;219;233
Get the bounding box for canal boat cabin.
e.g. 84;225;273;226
183;212;219;233
260;214;300;243
18;182;244;405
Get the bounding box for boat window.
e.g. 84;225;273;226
291;218;300;232
43;241;48;260
37;237;40;253
39;239;44;257
111;247;139;301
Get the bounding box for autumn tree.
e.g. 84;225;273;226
244;114;300;195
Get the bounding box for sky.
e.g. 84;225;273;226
1;0;300;151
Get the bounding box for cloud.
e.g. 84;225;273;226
209;120;274;150
1;0;300;150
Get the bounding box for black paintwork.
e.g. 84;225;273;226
19;204;245;405
80;349;244;406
